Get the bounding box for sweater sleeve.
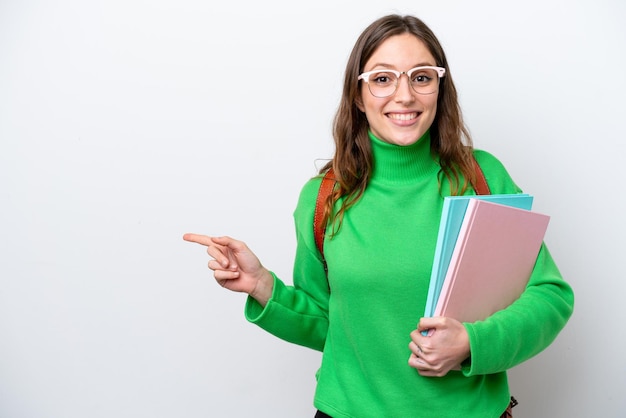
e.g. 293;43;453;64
461;150;575;375
244;177;330;352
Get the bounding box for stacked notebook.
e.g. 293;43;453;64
424;194;550;324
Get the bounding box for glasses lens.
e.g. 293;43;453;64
367;71;398;98
408;68;440;95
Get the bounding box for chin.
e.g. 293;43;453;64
397;139;421;146
391;132;425;146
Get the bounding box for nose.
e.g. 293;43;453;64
394;73;415;102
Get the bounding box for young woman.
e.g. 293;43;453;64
184;14;574;418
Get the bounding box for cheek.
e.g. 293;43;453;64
360;93;388;119
426;94;439;111
424;97;439;120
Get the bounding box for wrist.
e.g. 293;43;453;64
250;269;274;307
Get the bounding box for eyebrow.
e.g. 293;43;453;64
366;62;436;71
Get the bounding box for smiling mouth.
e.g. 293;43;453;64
387;112;419;121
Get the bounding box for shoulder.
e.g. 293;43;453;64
290;174;327;247
472;149;523;194
472;148;506;171
297;174;325;205
294;173;325;220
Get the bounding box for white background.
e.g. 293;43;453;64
1;0;624;417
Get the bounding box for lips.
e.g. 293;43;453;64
387;112;419;121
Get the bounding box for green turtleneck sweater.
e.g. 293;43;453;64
245;131;574;418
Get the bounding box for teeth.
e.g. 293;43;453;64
388;112;417;121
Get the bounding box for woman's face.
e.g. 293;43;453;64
357;33;440;146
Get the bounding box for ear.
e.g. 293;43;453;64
355;93;365;113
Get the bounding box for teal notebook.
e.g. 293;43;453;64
423;194;534;319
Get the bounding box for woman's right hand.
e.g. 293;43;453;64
183;234;274;307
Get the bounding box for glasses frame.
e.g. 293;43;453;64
358;66;446;97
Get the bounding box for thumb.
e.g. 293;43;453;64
417;317;440;333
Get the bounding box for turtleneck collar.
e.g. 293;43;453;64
369;130;440;185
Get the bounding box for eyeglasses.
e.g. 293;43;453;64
358;66;446;98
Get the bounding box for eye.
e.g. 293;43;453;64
411;72;433;84
410;69;437;85
370;72;396;85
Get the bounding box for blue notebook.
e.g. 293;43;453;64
423;194;534;319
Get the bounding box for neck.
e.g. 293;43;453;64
369;130;440;185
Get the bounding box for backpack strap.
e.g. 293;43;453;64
472;156;491;195
314;167;336;265
313;156;490;261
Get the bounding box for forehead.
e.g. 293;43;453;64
364;33;436;70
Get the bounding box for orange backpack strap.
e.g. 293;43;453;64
313;156;489;261
472;156;491;195
314;167;336;261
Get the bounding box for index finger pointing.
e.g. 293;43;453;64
182;233;215;247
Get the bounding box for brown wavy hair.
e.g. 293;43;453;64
321;14;476;235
